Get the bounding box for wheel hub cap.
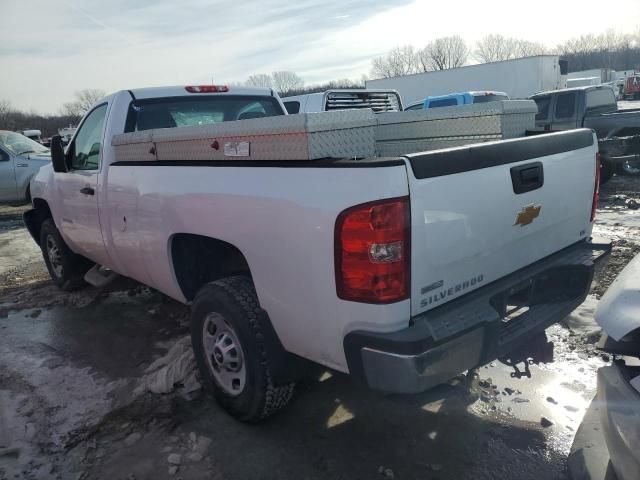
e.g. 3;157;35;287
45;235;63;278
202;313;246;396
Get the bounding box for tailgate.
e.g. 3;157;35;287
407;129;597;317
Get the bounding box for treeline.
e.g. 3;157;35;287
243;71;365;97
0;89;105;138
370;28;640;78
559;31;640;72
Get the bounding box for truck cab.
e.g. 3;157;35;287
282;89;402;114
530;85;640;181
530;85;619;133
404;91;509;111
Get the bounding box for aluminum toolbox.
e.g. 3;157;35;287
112;110;376;162
375;100;537;157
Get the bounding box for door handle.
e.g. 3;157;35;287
80;186;95;195
510;162;544;194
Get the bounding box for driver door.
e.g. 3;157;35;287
55;103;111;267
0;148;17;201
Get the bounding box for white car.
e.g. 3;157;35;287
25;84;609;421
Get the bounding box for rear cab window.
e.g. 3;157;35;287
554;92;577;119
125;96;285;132
283;101;300;114
472;94;509;103
427;98;459;108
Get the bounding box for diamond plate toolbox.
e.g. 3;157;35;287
375;100;537;157
112;110;376;162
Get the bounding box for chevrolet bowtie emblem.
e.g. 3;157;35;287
514;204;541;226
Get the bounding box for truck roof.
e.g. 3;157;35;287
94;85;276;107
531;84;615;97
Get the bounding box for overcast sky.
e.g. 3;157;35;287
1;0;639;114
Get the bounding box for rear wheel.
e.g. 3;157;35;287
617;158;640;176
39;219;92;291
191;276;295;422
600;159;615;184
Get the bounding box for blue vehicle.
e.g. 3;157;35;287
404;91;510;111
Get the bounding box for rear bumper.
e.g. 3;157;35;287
344;239;611;394
597;363;640;480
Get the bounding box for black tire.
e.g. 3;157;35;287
39;219;92;291
600;159;615;184
191;276;295;422
616;159;640;177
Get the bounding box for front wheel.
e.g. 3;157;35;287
39;219;92;291
191;276;295;422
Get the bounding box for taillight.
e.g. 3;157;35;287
335;197;410;303
591;153;601;222
185;85;229;93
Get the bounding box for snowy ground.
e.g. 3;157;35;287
1;175;639;480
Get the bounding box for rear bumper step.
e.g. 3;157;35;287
344;239;611;394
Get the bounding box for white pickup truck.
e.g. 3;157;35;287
25;84;610;422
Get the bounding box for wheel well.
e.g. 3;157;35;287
171;234;251;301
614;127;640;137
25;198;52;246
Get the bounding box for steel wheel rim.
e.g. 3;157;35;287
45;235;63;278
202;312;246;396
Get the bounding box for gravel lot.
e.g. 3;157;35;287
1;174;639;480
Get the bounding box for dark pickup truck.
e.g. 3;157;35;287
530;85;640;181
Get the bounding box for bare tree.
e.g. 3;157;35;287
476;35;548;63
271;71;304;95
420;36;469;71
60;89;106;122
370;45;419;78
0;99;12;119
475;34;515;62
245;74;273;88
514;40;548;57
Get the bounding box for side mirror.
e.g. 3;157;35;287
50;135;68;173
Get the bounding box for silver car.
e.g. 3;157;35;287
0;130;50;203
569;253;640;480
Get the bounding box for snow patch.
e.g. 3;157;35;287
137;336;201;395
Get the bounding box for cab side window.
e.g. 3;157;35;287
71;104;107;170
533;96;551;121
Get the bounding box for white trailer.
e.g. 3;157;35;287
567;68;614;83
366;55;567;106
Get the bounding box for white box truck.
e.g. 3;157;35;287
366;55;568;106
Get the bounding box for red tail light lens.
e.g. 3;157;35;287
185;85;229;93
335;197;410;303
591;153;601;222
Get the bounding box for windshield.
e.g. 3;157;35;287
0;130;49;156
125;96;285;132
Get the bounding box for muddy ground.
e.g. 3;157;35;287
1;175;639;480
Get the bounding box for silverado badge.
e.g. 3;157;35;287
514;204;541;226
